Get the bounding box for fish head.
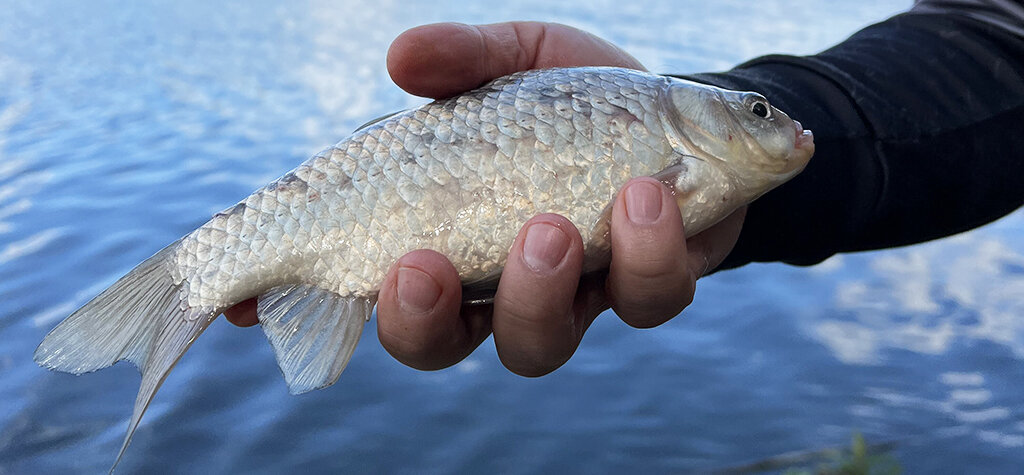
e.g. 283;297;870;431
662;78;814;192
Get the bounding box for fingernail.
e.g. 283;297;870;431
397;266;441;314
522;222;570;272
624;180;663;224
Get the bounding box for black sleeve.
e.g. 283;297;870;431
681;6;1024;269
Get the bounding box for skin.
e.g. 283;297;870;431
225;21;746;377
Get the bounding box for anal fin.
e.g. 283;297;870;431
257;285;374;395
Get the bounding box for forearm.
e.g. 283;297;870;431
683;9;1024;268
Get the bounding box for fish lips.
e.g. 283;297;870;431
790;120;815;170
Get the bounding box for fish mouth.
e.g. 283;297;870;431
793;120;813;150
772;119;814;178
791;120;815;166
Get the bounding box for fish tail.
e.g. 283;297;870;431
34;240;219;471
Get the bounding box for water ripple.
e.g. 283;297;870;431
0;228;61;265
815;221;1024;364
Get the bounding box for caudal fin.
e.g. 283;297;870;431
34;241;219;471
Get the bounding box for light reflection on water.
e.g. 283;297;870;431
818;235;1024;365
2;0;1024;473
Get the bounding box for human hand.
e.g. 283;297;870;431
224;22;746;377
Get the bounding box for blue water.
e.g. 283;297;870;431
2;1;1023;473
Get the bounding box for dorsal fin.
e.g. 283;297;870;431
353;111;402;133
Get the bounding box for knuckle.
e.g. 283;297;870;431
622;253;685;281
499;346;569;377
611;279;695;329
495;293;548;326
379;324;431;361
380;328;462;371
377;303;469;371
493;302;578;377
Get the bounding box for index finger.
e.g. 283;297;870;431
386;21;646;99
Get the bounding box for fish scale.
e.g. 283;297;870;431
242;68;658;297
34;66;814;470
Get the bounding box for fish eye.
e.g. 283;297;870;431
750;100;770;119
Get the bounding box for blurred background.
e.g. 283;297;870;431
1;0;1022;473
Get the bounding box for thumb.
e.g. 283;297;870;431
387;22;645;99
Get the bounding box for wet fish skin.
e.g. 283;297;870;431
178;68;681;309
34;66;814;470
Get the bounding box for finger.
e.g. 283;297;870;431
387;21;645;99
607;177;693;329
492;214;585;377
685;206;747;278
376;249;491;370
224;298;258;327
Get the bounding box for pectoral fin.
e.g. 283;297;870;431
461;271;502;306
651;163;697;209
257;285;373;395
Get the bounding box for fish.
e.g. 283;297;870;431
34;66;814;468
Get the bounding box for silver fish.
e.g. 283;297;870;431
34;66;814;468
